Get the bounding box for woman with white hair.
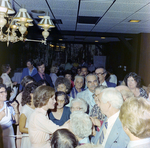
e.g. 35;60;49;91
70;98;88;113
70;111;92;145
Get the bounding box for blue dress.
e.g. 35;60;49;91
49;106;71;126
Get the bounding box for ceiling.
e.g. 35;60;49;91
11;0;150;43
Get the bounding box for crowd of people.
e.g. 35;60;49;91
0;59;150;148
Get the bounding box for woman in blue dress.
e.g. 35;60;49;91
49;91;71;126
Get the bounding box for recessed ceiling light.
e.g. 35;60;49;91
101;37;105;39
129;20;141;23
59;39;63;41
95;40;99;42
50;44;54;47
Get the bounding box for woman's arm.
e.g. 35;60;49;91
19;113;28;134
11;101;19;124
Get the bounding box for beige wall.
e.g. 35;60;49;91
138;33;150;86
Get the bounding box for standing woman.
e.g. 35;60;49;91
124;72;148;99
19;82;38;148
28;86;69;148
19;59;37;92
49;91;71;126
0;84;19;148
1;64;17;99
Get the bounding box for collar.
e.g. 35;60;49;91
101;80;107;86
128;138;150;148
108;111;120;125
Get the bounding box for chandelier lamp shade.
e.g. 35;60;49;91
0;0;55;46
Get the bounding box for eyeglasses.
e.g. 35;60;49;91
57;100;65;103
0;91;7;94
92;94;99;98
71;107;83;111
95;72;105;76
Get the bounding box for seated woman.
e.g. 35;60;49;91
28;85;69;148
124;72;148;99
49;91;71;126
0;84;19;148
51;129;78;148
19;82;39;148
70;111;92;145
70;98;88;113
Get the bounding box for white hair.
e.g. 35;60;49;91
74;75;84;83
101;88;123;109
70;111;92;139
70;97;88;113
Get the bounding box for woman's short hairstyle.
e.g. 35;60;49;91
70;98;88;113
21;76;34;88
1;64;10;73
70;111;92;139
22;82;39;106
50;66;58;73
119;97;150;138
36;60;45;67
0;83;6;90
74;75;84;84
33;85;55;108
51;129;78;148
55;77;71;93
55;91;69;105
101;88;123;109
124;72;141;88
26;59;33;65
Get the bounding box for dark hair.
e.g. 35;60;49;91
21;82;39;106
81;66;88;70
55;91;69;106
96;67;107;74
55;77;71;93
51;129;78;148
21;76;34;87
36;60;45;67
1;64;10;73
26;59;33;65
124;72;141;88
0;83;6;89
37;79;48;86
64;70;72;76
0;78;3;84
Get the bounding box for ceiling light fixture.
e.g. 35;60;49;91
129;20;141;23
0;0;55;46
95;40;99;42
101;37;105;39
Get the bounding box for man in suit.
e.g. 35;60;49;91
95;67;116;87
32;61;54;87
19;59;37;91
92;88;129;148
77;74;98;114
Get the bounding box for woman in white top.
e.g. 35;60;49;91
28;85;69;148
19;82;38;148
0;83;19;148
1;64;17;99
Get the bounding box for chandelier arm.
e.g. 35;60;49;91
25;38;46;45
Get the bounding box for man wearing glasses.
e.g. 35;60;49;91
77;74;98;114
95;67;116;87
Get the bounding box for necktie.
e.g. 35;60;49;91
99;119;108;144
42;74;46;80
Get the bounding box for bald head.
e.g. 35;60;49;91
116;85;134;101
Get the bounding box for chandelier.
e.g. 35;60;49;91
0;0;55;46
